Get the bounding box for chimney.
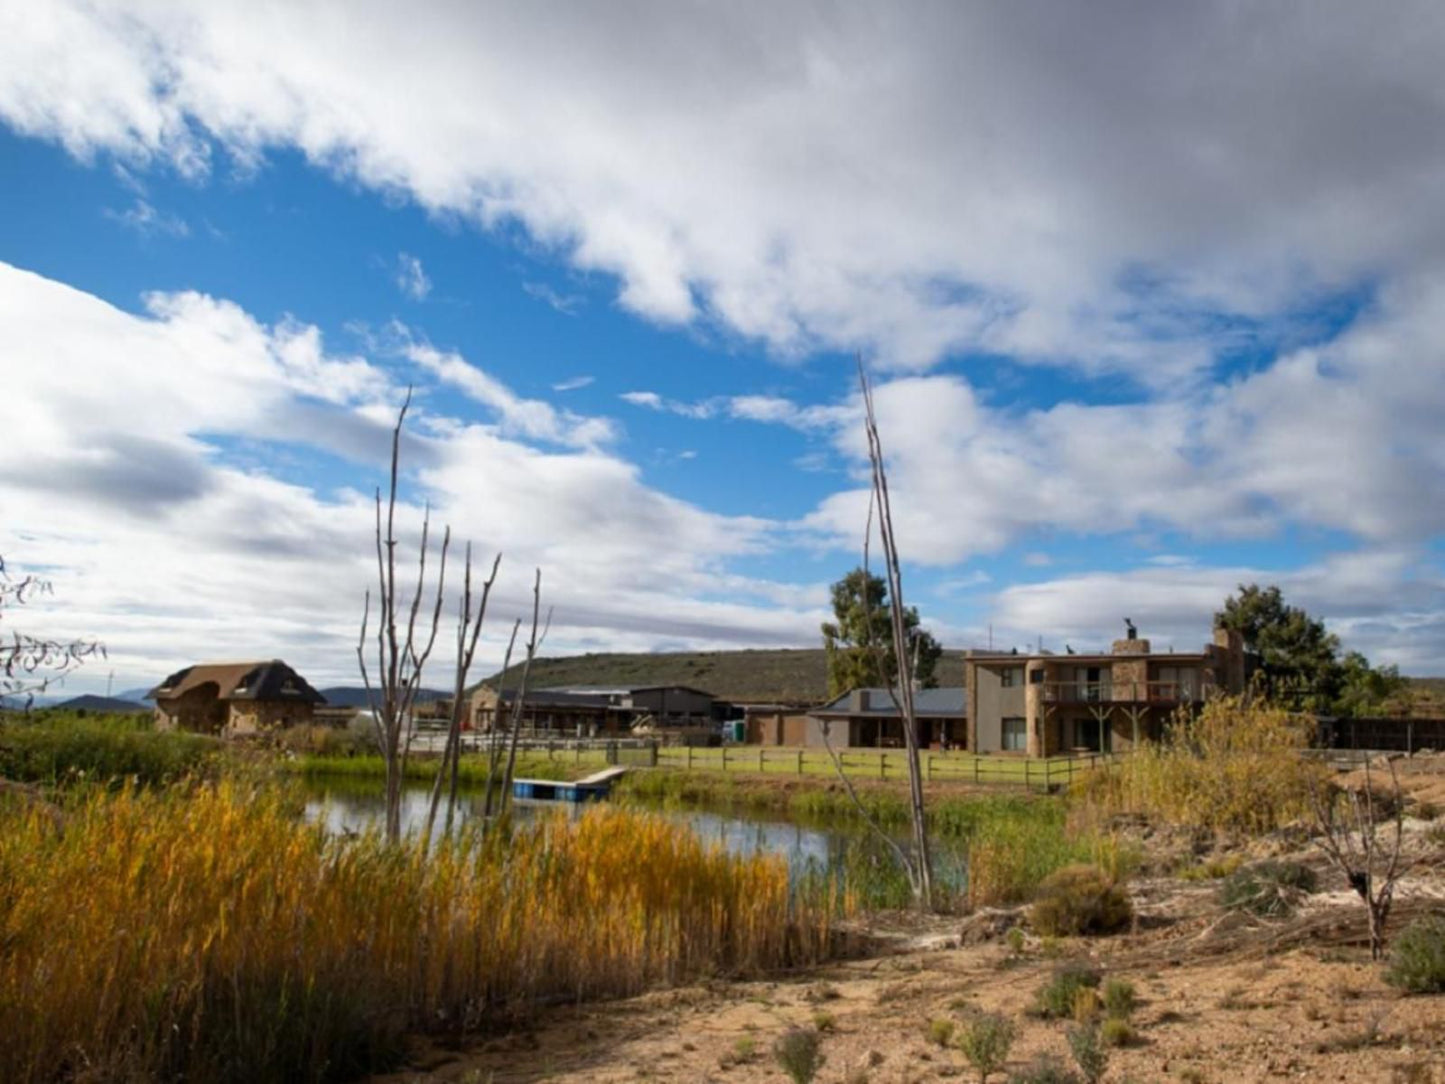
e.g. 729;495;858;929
850;689;872;712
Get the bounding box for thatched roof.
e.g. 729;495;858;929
148;660;325;705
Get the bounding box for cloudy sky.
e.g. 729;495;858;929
3;1;1444;693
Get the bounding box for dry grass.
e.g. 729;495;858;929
0;783;843;1083
1074;696;1327;835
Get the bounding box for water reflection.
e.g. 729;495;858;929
302;779;965;901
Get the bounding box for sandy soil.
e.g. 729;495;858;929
377;761;1445;1084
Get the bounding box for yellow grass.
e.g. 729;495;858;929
1074;696;1327;835
0;783;843;1083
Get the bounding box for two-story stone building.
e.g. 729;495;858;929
965;626;1249;757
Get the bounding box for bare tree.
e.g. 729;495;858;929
1309;753;1415;959
422;546;502;845
499;569;550;814
357;390;452;844
0;557;105;710
481;619;522;820
858;362;934;908
816;363;934;909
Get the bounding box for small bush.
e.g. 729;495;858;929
1099;1017;1137;1048
811;1010;836;1032
1071;987;1101;1023
1036;963;1101;1019
1006;1054;1079;1084
956;1012;1017;1083
1178;854;1243;881
1029;865;1132;937
1411;800;1439;822
773;1027;825;1084
1101;977;1136;1019
1385;914;1445;994
1066;1024;1108;1084
928;1017;956;1046
1218;861;1318;918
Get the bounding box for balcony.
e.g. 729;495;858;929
1042;680;1212;704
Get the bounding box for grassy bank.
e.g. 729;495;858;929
0;711;218;785
0;782;843;1084
617;771;1128;907
283;751;585;785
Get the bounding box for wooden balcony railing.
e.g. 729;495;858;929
1042;680;1213;704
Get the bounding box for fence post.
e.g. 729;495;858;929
722;746;728;771
759;747;765;773
798;749;804;775
926;754;933;782
1024;760;1032;792
1408;721;1414;757
650;741;659;767
974;758;980;785
687;745;693;770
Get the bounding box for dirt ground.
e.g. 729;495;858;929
378;760;1445;1084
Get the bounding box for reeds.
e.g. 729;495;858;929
0;783;842;1083
0;711;217;784
1073;696;1326;836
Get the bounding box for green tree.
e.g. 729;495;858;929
1215;584;1402;716
1216;583;1340;709
821;567;941;697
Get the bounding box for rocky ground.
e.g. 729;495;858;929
378;758;1445;1084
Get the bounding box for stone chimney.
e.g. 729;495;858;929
1111;637;1151;655
850;689;872;711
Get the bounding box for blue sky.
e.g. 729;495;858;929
2;2;1444;691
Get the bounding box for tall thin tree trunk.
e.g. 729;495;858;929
501;570;549;814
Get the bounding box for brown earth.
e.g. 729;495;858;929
377;765;1445;1084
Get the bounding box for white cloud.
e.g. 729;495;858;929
103;197;189;237
7;4;1445;377
395;252;431;300
523;281;582;316
985;550;1445;671
551;375;594;392
0;262;827;691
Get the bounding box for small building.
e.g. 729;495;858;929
807;687;968;749
469;683;719;737
965;625;1250;757
743;702;816;746
149;660;325;736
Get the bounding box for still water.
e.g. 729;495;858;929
302;778;967;899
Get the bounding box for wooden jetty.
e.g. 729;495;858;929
511;766;628;803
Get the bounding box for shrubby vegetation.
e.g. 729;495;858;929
0;784;842;1083
1217;860;1318;918
1028;865;1132;937
0;710;217;784
1076;696;1326;835
1385;914;1445;994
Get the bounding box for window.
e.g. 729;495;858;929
1001;717;1027;751
1030;669;1044;684
1001;666;1025;688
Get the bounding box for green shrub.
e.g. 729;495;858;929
956;1012;1016;1083
1411;800;1439;822
1006;1055;1080;1084
1066;1024;1108;1084
1036;963;1101;1019
1217;861;1318;918
928;1017;956;1046
1029;865;1132;937
1178;854;1243;881
0;713;217;785
1385;914;1445;994
1099;1017;1137;1048
1101;977;1136;1019
773;1027;825;1084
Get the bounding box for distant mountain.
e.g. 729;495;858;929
317;686;451;708
50;694;149;713
116;687;156;703
479;648;970;705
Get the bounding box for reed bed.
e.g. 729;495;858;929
0;711;218;784
1073;696;1326;836
0;783;843;1084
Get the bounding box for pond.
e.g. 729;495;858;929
302;777;969;906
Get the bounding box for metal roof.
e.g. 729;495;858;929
810;686;966;718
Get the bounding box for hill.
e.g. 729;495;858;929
317;686;450;708
50;695;149;713
480;648;968;705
